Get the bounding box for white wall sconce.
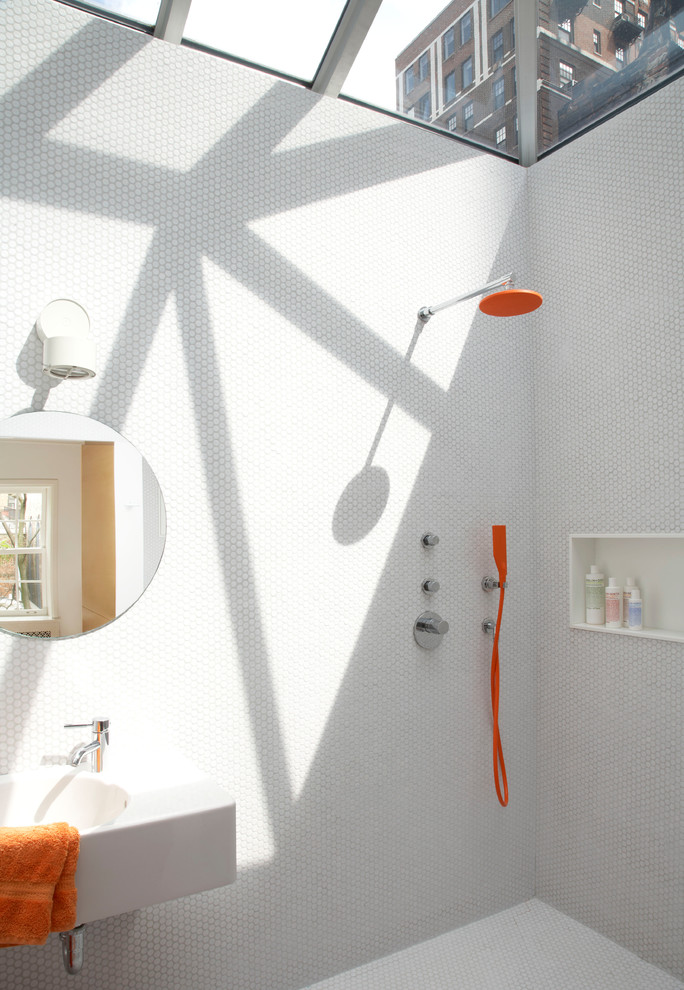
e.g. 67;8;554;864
35;299;96;380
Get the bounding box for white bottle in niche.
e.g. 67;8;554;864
585;565;605;625
622;577;637;628
628;588;643;630
605;577;621;627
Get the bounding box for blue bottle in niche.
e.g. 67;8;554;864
628;588;643;630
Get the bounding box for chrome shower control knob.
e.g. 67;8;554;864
422;580;441;594
482;577;508;591
482;618;496;635
422;533;440;547
418;615;449;634
414;611;449;649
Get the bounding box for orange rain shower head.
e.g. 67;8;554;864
479;288;542;317
418;273;542;324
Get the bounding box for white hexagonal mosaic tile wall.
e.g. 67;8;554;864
529;74;684;980
0;0;681;988
0;1;534;988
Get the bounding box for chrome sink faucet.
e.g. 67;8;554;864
65;718;110;773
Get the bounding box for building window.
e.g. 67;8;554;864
443;26;455;60
0;487;52;618
559;18;572;44
447;114;459;132
493;76;505;108
614;0;623;13
404;65;415;94
464;101;474;130
637;10;646;27
491;0;511;17
492;29;505;62
559;61;574;85
419;53;429;81
495;125;506;145
462;55;474;88
615;46;624;61
511;17;515;48
444;70;456;103
417;93;431;121
460;10;473;45
593;29;602;52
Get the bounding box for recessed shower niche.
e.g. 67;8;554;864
570;534;684;643
0;412;166;639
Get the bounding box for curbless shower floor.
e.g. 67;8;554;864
306;899;684;990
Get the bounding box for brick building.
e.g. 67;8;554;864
395;0;683;154
395;0;517;154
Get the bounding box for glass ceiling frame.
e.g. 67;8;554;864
153;0;191;44
53;0;684;167
167;0;537;165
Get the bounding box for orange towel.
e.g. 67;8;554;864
0;822;79;946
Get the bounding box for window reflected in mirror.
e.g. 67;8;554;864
0;488;49;617
0;414;165;640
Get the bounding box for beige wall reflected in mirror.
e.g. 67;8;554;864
0;412;165;639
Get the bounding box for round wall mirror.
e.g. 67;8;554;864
0;412;166;639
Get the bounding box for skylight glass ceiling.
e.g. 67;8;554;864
85;0;161;26
183;0;348;80
340;0;518;156
342;0;452;112
538;0;684;155
53;0;684;163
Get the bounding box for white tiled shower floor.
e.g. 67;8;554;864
306;899;684;990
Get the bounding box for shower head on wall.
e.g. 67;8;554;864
418;273;542;324
479;287;543;317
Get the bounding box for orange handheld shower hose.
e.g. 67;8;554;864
491;525;509;807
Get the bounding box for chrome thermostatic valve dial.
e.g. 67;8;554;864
422;533;440;547
414;611;449;649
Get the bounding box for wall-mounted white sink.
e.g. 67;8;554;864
0;765;128;831
0;755;236;924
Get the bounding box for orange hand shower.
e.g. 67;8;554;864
490;525;508;807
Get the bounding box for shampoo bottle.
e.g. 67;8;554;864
605;577;621;628
585;565;605;625
622;577;637;628
628;588;643;630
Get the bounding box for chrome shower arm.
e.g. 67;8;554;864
418;272;514;323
